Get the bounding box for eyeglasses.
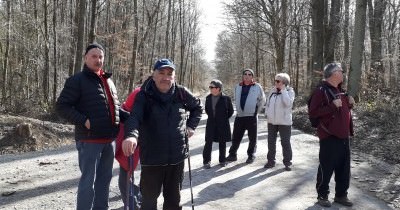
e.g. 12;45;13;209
209;86;218;89
243;73;253;76
275;80;281;83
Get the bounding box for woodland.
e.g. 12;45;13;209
0;1;399;161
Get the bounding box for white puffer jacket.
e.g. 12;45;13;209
264;86;295;125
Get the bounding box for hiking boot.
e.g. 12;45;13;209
245;156;255;164
317;196;332;207
284;165;292;171
334;196;353;207
226;155;237;162
203;163;211;169
264;161;275;169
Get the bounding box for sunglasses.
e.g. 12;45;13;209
209;86;218;89
243;73;253;76
275;80;281;83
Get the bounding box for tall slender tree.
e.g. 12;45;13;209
348;0;368;98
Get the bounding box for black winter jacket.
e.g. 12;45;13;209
124;78;203;166
56;65;124;141
205;94;234;143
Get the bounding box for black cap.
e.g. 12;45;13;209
85;43;104;55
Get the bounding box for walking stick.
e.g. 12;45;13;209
124;155;135;210
185;134;195;210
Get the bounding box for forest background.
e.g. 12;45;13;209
0;0;399;186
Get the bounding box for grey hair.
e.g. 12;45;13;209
323;63;342;79
275;73;290;86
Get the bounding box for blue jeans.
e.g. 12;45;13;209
76;141;114;210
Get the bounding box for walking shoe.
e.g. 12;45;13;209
334;196;353;207
203;163;211;169
317;196;332;207
219;162;227;167
264;161;275;169
226;155;237;162
284;165;292;171
245;156;255;164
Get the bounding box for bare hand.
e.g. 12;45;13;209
122;137;137;156
332;99;342;108
85;119;90;129
186;127;195;138
348;96;355;106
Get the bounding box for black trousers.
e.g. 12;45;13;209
202;139;226;164
316;136;351;198
140;162;184;210
228;116;258;158
267;123;292;166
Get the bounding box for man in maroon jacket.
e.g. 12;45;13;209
309;63;355;207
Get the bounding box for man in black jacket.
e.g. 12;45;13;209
56;43;125;210
122;58;203;210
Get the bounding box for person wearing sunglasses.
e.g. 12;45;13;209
202;79;234;169
226;69;266;164
264;73;295;171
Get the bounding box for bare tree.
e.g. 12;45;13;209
368;0;387;90
43;0;50;104
128;0;139;92
324;0;342;63
52;0;58;105
348;0;368;98
2;0;11;105
73;0;87;74
88;0;98;43
310;0;324;90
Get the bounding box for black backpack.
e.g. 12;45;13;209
307;84;336;128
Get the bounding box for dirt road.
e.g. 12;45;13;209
0;115;396;209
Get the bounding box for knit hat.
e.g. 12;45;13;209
323;63;342;79
210;79;223;89
85;43;104;55
242;69;254;76
153;58;175;71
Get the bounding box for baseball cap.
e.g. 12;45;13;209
153;59;176;71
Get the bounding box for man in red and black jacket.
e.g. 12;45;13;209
56;43;128;210
309;62;355;208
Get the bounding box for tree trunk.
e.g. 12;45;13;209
73;0;87;74
348;0;367;98
88;0;98;43
52;0;58;105
43;0;50;104
128;0;139;91
68;0;75;76
310;0;324;90
165;0;172;58
2;0;11;104
343;0;350;73
324;0;342;63
368;0;387;91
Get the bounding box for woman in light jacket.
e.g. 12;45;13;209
264;73;295;171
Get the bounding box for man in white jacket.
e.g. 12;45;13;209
264;73;295;171
226;69;265;164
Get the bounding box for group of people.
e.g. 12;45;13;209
56;43;355;209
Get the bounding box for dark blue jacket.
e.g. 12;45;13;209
124;78;203;165
56;65;124;141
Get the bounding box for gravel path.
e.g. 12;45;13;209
0;116;397;210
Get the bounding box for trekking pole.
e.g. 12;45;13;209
124;155;135;210
185;133;195;210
